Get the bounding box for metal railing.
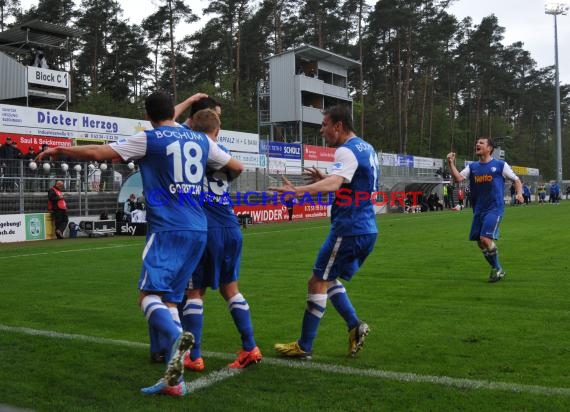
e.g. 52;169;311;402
0;159;133;215
0;159;274;215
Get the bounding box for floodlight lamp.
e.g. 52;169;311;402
545;1;569;15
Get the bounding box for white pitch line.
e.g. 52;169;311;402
2;324;569;397
0;243;139;259
261;358;570;397
186;369;242;392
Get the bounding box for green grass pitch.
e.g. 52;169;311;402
1;202;569;411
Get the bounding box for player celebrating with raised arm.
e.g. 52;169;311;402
180;107;262;372
147;93;222;364
447;138;523;283
37;91;243;397
270;105;379;359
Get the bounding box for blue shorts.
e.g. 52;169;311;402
313;233;377;281
469;211;502;241
138;230;207;303
190;226;242;290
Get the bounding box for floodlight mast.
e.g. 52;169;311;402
545;1;568;187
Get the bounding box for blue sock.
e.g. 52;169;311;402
148;324;162;355
327;280;359;330
181;298;203;360
298;293;327;352
141;295;181;362
148;306;176;360
482;244;501;269
227;293;256;351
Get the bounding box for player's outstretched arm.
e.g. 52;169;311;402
36;145;121;162
174;93;208;120
269;174;344;197
446;152;465;183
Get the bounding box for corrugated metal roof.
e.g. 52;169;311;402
0;20;85;53
267;44;361;69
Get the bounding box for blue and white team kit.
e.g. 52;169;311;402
110;125;231;302
314;137;379;281
189;141;243;290
459;158;519;241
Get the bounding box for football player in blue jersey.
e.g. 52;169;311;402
447;138;523;283
173;92;218;123
146;93;222;364
36;91;244;397
179;108;262;371
270;105;379;358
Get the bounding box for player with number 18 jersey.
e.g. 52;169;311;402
111;124;231;303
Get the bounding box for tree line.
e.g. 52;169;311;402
1;0;568;179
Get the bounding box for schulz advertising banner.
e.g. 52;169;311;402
0;213;49;243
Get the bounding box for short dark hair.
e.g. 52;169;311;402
479;137;495;154
190;97;221;118
322;105;355;134
145;91;175;122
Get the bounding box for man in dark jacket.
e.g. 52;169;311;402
0;137;18;191
48;180;68;239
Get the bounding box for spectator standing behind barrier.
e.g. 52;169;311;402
131;203;146;223
98;162;113;191
48;180;69;239
447;183;455;208
443;184;449;208
33;50;49;69
24;147;37;191
0;143;4;192
11;141;22;159
428;192;443;211
0;137;18;191
510;183;516;205
284;195;297;221
24;146;36;160
123;193;136;221
464;186;471;208
434;192;443;210
0;142;7;192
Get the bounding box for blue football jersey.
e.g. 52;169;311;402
329;137;379;236
202;143;239;228
467;159;508;214
111;125;229;233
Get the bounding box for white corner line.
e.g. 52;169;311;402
2;324;569;397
